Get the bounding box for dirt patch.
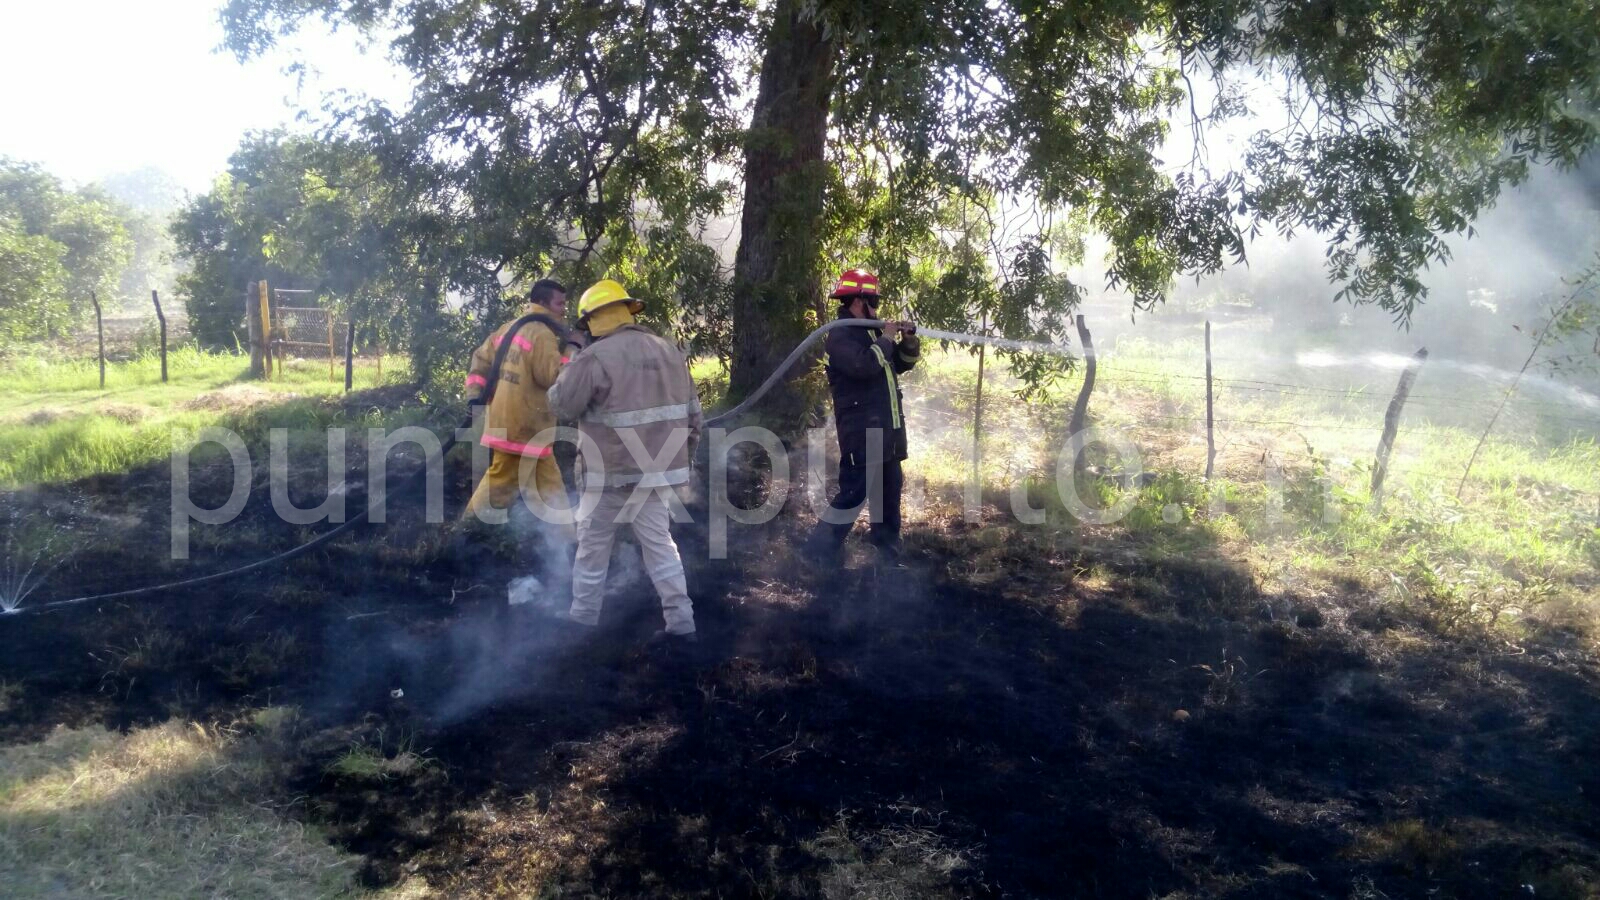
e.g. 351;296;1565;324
6;403;149;427
184;385;301;411
18;409;68;427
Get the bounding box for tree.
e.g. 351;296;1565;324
223;0;1600;405
172;131;463;367
0;159;131;342
0;221;68;345
98;167;187;216
110;211;181;315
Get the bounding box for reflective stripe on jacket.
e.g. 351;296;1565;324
547;323;702;488
824;311;920;465
465;303;566;457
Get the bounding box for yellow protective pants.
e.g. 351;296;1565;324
462;450;570;522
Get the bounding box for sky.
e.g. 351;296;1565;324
3;0;1593;342
0;0;411;193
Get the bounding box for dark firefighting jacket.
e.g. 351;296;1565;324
823;312;921;466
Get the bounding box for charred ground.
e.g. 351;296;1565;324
1;387;1599;898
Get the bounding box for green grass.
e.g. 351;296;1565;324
689;356;729;411
5;332;1596;635
898;335;1600;635
0;346;412;487
325;730;440;782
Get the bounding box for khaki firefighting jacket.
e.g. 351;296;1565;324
547;323;702;489
464;303;567;457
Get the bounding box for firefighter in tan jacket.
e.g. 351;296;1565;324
547;279;702;641
462;279;572;520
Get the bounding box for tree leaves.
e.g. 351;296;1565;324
0;160;132;343
212;0;1600;388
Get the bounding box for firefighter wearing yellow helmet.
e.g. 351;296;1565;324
547;279;703;646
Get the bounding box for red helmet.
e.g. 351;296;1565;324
829;267;880;300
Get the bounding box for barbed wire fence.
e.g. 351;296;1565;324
68;290;190;375
900;316;1600;524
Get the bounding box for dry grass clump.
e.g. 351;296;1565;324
183;384;299;411
1342;818;1460;876
805;814;973;899
0;713;363;899
325;736;440;783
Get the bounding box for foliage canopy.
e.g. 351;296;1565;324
218;0;1600;392
0;160;132;345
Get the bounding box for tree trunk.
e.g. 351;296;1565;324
728;0;837;421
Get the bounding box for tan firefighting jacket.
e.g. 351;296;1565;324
547;323;702;488
464;303;567;457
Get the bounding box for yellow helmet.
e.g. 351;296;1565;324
576;279;645;321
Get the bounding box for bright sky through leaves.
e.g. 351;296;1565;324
0;0;410;192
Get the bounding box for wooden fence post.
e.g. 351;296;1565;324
1370;347;1428;510
272;289;286;375
90;291;106;390
151;289;168;383
1205;320;1216;480
258;280;273;379
247;282;263;377
1069;314;1096;436
344;320;356;392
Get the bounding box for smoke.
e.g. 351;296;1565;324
418;500;667;725
1132;156;1600;375
510;505;575;596
427;510;577;725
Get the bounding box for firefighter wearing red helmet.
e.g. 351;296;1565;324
805;267;920;566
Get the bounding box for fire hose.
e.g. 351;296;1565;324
4;319;1067;617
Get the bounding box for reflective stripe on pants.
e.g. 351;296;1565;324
568;486;695;635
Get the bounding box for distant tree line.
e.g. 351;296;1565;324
0;160;183;349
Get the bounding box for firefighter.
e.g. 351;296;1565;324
547;279;703;643
462;279;572;521
806;267;920;566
